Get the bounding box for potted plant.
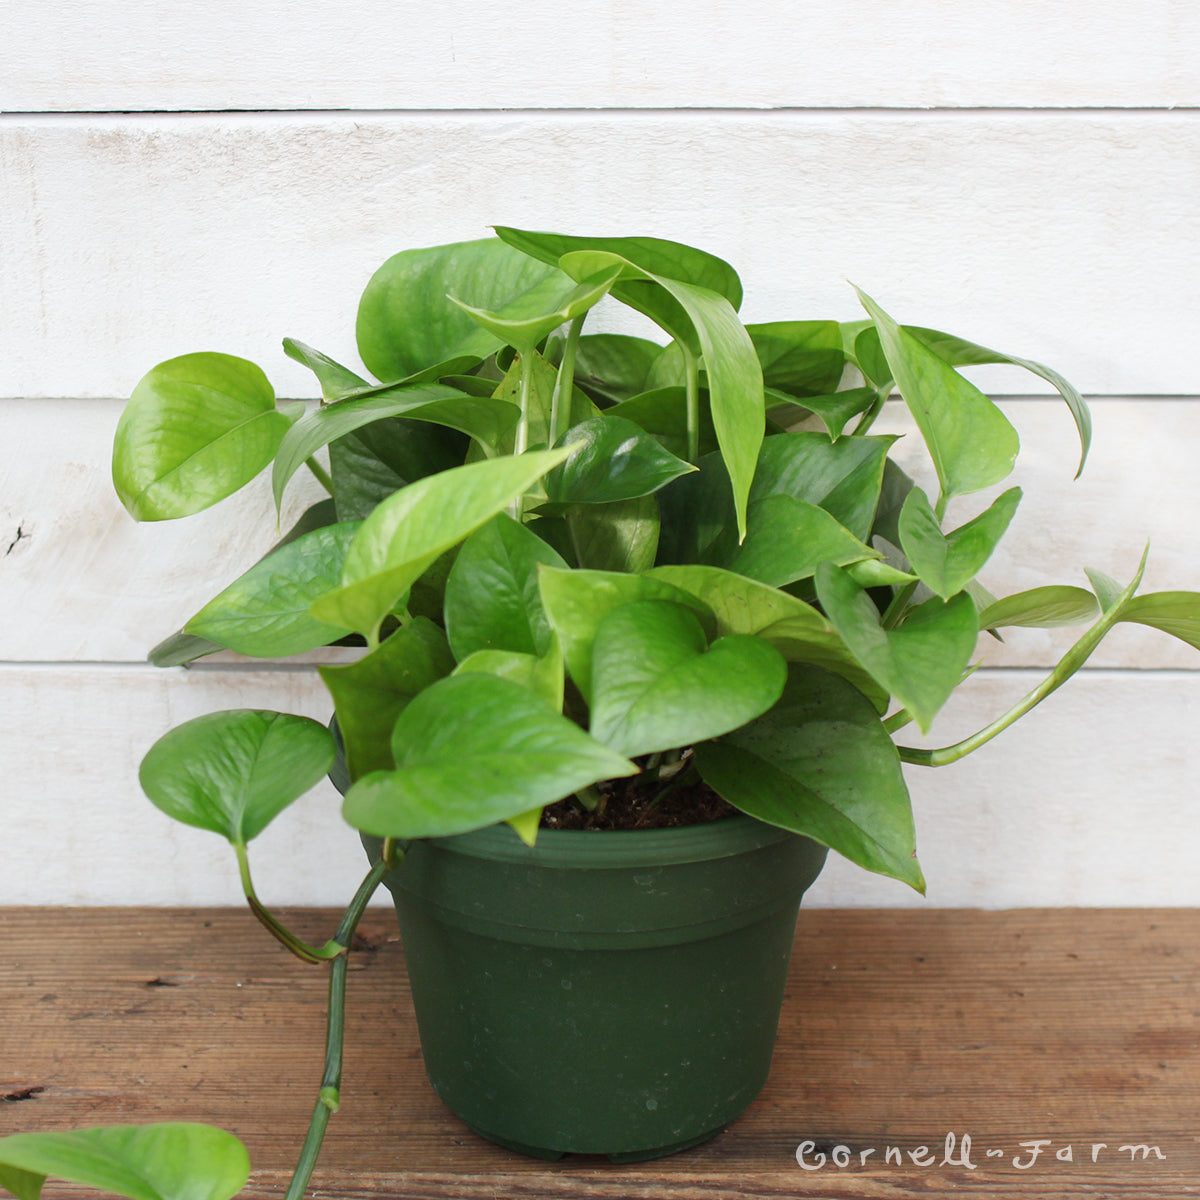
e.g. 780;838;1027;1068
16;226;1188;1198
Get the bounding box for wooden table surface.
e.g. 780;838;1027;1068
2;907;1198;1199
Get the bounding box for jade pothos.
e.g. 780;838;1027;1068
17;227;1195;1200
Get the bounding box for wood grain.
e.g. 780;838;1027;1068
2;908;1197;1199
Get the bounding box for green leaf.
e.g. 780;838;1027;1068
564;494;661;573
978;585;1100;630
606;387;718;458
538;566;715;702
856;290;1019;502
273;383;518;511
588;600;787;758
0;1124;249;1200
490;348;599;458
310;448;570;639
726;494;880;588
184;522;360;657
1117;591;1200;651
750;432;896;541
645;563;889;710
140;711;335;845
747;321;845;396
356;238;560;380
816;563;978;733
283;338;369;399
545;415;696;504
765;387;877;440
113;353;289;521
341;674;636;838
899;486;1022;600
905;325;1092;478
695;667;923;891
444;514;567;660
449;266;621;356
572;334;663;403
1086;567;1126;613
454;641;565;712
319;618;456;781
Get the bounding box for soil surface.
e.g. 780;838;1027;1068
540;762;738;831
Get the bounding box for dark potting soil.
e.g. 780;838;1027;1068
540;764;738;832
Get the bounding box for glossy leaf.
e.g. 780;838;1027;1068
538;566;715;702
545;415;695;504
728;495;880;588
113;353;289;521
454;641;565;712
588;600;787;757
899;486;1022;600
905;325;1092;477
1117;591;1200;651
490;348;599;458
856;290;1019;501
645;563;889;710
750;432;895;541
816;563;978;733
140;711;335;845
695;667;923;891
184;522;360;657
310;448;570;638
342;674;636;838
978;586;1100;630
0;1124;249;1200
765;386;877;439
449;266;621;356
444;514;567;660
565;494;661;573
273;383;518;510
607;387;718;458
572;334;663;403
356;238;560;380
319;618;455;781
747;321;845;396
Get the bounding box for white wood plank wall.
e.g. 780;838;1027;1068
2;2;1198;907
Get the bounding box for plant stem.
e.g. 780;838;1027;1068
897;555;1147;767
283;853;397;1200
304;457;334;495
235;842;339;964
850;386;890;436
549;314;585;449
881;580;918;630
509;354;534;520
684;349;701;463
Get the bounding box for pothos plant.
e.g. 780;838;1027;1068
7;228;1198;1200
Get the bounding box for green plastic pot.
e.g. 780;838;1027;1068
371;816;827;1161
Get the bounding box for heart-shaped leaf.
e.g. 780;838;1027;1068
356;238;560;380
449;266;621;356
184;522;360;657
646;563;889;710
341;674;636;838
272;382;518;511
588;600;787;758
565;494;661;573
899;486;1022;600
545;415;696;504
538;566;715;701
310;448;570;639
695;666;923;891
856;290;1019;502
727;495;880;588
140;711;335;846
978;586;1100;630
444;514;567;660
453;640;565;712
113;353;289;521
319;618;456;781
0;1124;249;1200
816;563;978;733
